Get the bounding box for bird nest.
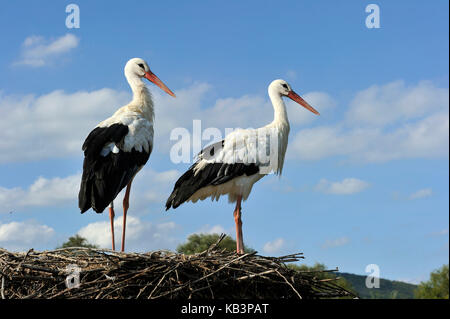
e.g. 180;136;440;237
0;235;355;299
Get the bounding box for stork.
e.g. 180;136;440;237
165;79;319;254
78;57;175;251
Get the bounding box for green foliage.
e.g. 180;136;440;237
176;233;255;254
57;234;98;249
288;263;356;296
415;264;449;299
337;272;417;299
288;263;421;299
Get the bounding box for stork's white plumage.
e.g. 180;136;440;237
166;79;319;254
79;58;175;252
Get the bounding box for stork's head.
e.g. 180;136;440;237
125;58;175;97
269;79;319;115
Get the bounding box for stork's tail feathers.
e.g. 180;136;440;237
165;191;178;210
78;176;110;214
165;164;197;210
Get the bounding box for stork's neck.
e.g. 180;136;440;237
266;87;290;176
268;88;289;127
126;74;154;122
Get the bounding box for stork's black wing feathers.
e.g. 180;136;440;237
166;139;259;210
82;124;128;155
165;160;259;210
78;124;150;214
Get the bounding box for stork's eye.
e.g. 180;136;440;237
282;83;288;89
138;63;145;69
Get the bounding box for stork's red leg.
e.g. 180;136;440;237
109;203;115;251
121;179;133;252
233;195;244;254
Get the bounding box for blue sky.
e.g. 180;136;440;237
0;0;448;284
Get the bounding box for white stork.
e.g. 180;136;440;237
79;57;175;251
165;79;319;254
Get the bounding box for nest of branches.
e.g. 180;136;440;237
0;235;355;299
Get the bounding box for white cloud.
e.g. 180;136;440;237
263;238;285;254
347;80;449;126
77;215;178;251
0;88;130;163
290;112;449;163
0;167;178;213
315;178;369;195
0;81;327;164
0;220;55;251
205;95;272;129
322;236;350;249
0;83;215;163
0;174;80;211
196;224;229;235
409;188;433;200
154;86;273;141
290;80;449;163
154;84;328;156
1;79;446;166
153;82;213;143
201;90;332;129
14;33;79;67
123;168;179;212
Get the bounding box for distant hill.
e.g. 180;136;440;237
337;272;417;299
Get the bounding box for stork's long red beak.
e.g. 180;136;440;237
145;71;176;97
287;91;319;115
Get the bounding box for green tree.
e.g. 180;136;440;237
176;233;255;254
57;235;98;249
415;264;449;299
288;262;356;296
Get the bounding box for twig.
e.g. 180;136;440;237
0;243;356;299
275;269;302;299
1;276;5;299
